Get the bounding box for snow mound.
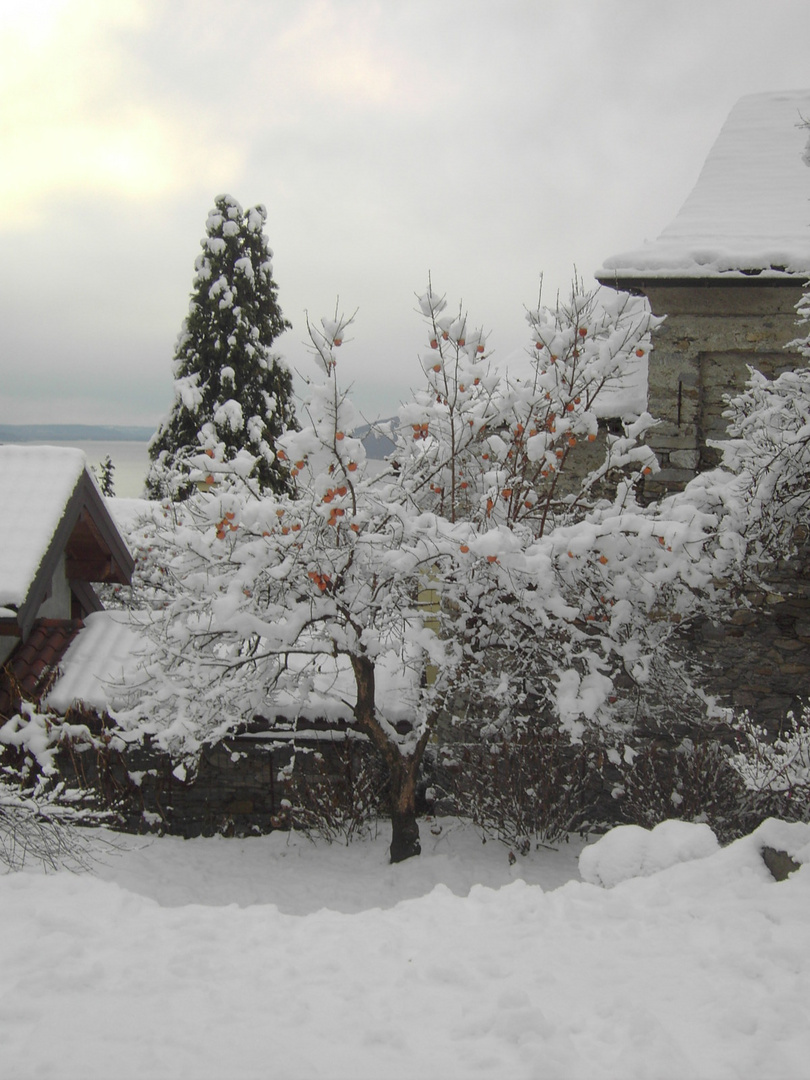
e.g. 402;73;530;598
579;819;720;887
3;820;810;1078
580;817;810;890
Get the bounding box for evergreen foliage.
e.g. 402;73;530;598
93;455;115;497
146;195;296;499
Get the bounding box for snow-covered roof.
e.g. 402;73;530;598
45;609;422;730
0;445;134;646
597;90;810;283
45;610;148;715
0;445;87;609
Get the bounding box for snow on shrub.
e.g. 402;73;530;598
111;280;744;863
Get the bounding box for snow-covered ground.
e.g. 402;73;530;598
2;817;809;1080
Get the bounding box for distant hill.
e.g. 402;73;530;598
355;420;395;460
0;421;397;458
0;424;154;443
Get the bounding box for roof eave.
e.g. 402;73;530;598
596;269;808;292
15;470;135;642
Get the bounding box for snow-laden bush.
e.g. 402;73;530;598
0;797;103;872
440;723;599;851
718;279;810;561
729;708;810;818
0;704;117;870
607;735;747;843
276;737;386;845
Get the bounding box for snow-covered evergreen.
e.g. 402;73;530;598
146;195;296;499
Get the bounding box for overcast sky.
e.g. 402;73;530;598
2;0;809;430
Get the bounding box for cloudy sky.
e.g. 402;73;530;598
2;0;809;429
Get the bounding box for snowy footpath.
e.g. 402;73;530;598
1;817;809;1080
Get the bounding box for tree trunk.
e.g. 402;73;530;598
350;652;423;864
388;757;421;864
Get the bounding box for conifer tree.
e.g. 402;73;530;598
94;455;115;497
146;195;296;499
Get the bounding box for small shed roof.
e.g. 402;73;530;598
597;90;810;285
0;619;84;718
0;445;134;639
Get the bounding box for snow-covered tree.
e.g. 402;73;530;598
118;285;733;863
146;195;296;499
717;280;810;560
396;278;662;530
92;455;115;497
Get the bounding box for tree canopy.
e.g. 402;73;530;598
120;282;727;862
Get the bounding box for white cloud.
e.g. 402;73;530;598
0;0;242;226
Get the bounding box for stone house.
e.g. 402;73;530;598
596;89;810;497
595;90;810;725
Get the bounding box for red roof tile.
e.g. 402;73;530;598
0;619;84;719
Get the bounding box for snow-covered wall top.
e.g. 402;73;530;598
597;90;810;282
0;445;86;610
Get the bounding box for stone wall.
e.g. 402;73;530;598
686;540;810;730
59;726;374;837
637;281;805;498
